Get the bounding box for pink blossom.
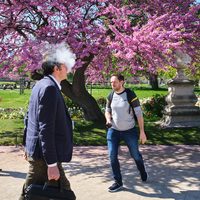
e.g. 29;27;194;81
0;0;199;81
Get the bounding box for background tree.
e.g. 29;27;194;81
185;63;200;84
0;0;200;121
158;66;177;80
158;63;200;84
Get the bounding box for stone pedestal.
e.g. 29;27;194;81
158;79;200;127
157;50;200;128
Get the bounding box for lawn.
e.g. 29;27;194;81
0;119;24;146
0;85;200;146
0;89;31;109
0;85;169;108
1;117;200;146
72;117;200;146
90;88;169;100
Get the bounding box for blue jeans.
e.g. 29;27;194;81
107;126;145;184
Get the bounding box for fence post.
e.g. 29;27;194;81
15;135;17;147
90;83;92;95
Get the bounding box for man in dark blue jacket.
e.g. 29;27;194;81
19;48;76;200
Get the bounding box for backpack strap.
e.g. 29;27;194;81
125;88;137;122
107;90;114;108
125;88;132;114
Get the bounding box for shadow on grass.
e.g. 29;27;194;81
0;117;199;146
73;120;107;146
144;123;200;145
0;128;23;146
73;117;200;146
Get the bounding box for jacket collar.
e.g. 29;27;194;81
46;75;61;90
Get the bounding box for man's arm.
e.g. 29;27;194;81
105;93;113;128
23;110;29;161
130;90;147;144
23;110;29;146
38;86;60;180
133;106;147;144
137;115;147;144
105;111;112;124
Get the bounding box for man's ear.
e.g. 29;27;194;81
53;66;59;72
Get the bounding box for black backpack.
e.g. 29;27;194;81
107;88;138;122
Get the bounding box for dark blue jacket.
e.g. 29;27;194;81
23;76;73;164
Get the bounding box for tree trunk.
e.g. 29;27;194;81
61;55;106;122
150;74;159;90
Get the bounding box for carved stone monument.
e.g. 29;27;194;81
158;50;200;127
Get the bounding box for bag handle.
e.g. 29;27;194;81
43;178;63;194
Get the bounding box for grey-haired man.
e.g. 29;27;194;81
19;48;76;200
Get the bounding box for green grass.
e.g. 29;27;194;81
0;89;31;109
90;88;169;100
0;85;169;108
0;116;200;146
1;85;199;108
70;117;200;146
0;119;24;146
0;85;200;146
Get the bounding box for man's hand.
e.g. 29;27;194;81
106;123;113;129
140;131;147;144
105;112;112;128
48;165;60;181
23;151;28;161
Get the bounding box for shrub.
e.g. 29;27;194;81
0;108;26;119
62;94;80;109
96;96;107;107
62;94;84;118
141;94;167;117
196;94;200;108
69;108;84;118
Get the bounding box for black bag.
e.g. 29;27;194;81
24;179;76;200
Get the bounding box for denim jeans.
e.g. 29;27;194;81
107;126;145;184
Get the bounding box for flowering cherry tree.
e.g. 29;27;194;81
0;0;200;121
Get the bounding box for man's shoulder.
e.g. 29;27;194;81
35;77;55;88
32;78;57;97
107;90;114;101
124;88;137;100
125;88;136;94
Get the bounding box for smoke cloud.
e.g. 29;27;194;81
55;42;76;72
42;42;76;73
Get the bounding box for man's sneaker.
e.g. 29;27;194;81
108;182;123;192
140;169;149;182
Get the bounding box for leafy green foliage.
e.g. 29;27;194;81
185;63;200;82
62;94;80;109
141;94;167;117
96;96;107;107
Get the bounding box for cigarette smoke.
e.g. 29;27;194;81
42;42;76;73
55;42;76;73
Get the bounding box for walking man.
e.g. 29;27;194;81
19;47;76;199
105;73;148;192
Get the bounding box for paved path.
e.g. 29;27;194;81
0;145;200;200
